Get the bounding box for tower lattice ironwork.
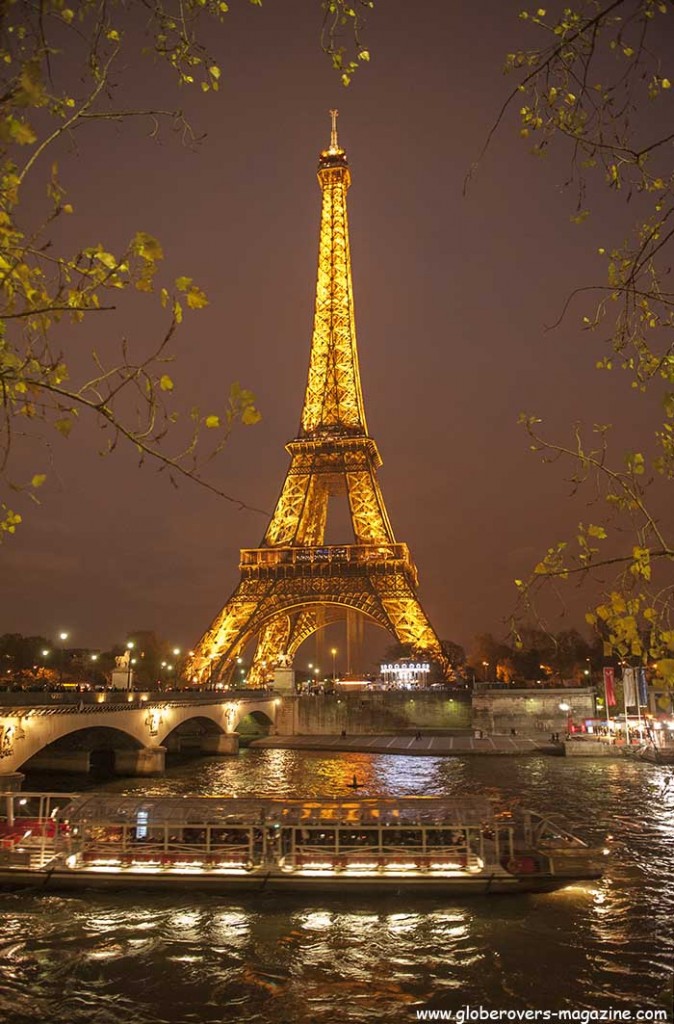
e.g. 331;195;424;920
188;113;447;686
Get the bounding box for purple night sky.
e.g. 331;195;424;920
1;1;660;665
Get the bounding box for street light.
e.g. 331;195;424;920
126;641;135;691
58;631;69;685
331;647;337;681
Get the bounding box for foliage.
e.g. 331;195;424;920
491;0;674;693
0;1;374;538
467;627;600;683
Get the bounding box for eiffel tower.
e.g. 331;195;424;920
188;113;447;687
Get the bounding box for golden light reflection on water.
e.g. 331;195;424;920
4;752;671;1024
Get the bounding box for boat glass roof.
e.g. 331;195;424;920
60;795;500;828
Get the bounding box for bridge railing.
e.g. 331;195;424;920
0;696;271;717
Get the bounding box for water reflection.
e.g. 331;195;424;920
1;751;671;1024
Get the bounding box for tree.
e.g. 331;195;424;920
467;632;516;682
488;1;674;698
0;0;373;538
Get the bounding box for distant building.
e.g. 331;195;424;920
380;661;431;688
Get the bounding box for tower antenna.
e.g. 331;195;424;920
329;108;339;152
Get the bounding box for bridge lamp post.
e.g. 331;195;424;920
482;660;489;682
58;631;69;685
331;648;337;681
126;641;135;691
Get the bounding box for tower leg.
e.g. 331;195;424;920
371;577;447;674
249;614;291;686
346;609;364;675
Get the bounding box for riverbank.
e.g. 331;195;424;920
250;732;557;756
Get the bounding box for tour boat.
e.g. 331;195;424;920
0;792;606;895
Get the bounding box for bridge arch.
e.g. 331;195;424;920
235;709;274;742
0;696;278;779
23;724;146;775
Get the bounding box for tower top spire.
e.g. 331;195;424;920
329;108;340;153
320;109;347;168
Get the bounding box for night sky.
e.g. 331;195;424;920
1;1;659;666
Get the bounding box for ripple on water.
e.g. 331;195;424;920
2;752;670;1024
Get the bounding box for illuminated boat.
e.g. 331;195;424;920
0;792;606;894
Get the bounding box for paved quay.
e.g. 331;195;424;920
250;734;557;757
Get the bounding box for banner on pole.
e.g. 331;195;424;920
623;666;638;707
603;667;616;707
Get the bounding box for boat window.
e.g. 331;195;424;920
338;829;379;848
211;828;250;845
382;829;423;848
296;829;337;847
426;829;467;847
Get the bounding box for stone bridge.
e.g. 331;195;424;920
0;694;280;787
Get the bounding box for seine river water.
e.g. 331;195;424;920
1;749;672;1024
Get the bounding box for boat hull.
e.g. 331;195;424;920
0;864;601;896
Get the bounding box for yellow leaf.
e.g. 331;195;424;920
242;405;262;426
55;418;73;437
133;231;163;262
205;414;220;428
159;375;174;392
186;285;208;310
31;474;46;488
7;118;36;145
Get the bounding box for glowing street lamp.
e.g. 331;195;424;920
58;631;70;685
126;640;135;691
331;647;337;681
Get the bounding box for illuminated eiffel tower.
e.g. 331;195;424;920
188;113;447;687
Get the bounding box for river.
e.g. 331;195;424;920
0;749;672;1024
